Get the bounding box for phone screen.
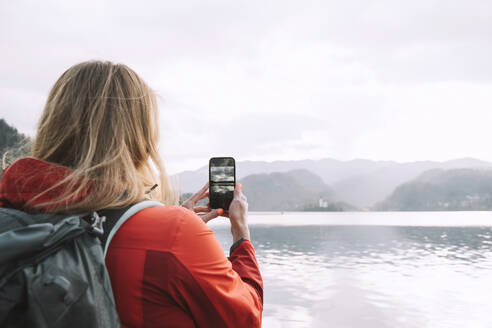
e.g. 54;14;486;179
209;157;235;211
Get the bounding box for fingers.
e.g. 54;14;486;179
193;206;210;213
233;184;247;204
234;183;243;198
191;182;209;202
182;182;209;210
196;192;209;202
200;208;224;223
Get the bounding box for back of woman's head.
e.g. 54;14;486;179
31;60;175;213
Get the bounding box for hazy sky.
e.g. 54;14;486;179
1;0;492;173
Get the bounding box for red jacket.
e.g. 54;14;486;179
0;158;263;327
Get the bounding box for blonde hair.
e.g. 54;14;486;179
31;60;176;213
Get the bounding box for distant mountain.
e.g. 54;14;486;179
239;169;336;211
376;168;492;211
176;157;492;208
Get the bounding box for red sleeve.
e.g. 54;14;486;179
172;209;263;328
229;240;264;304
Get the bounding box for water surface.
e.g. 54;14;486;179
209;212;492;328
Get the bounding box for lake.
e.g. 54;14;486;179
208;212;492;328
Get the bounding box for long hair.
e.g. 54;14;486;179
31;60;176;213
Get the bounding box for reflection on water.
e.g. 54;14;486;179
209;213;492;328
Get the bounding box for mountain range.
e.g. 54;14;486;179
176;158;492;208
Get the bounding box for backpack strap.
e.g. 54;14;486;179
102;200;163;258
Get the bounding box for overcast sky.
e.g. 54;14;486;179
1;0;492;173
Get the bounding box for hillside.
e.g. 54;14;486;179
0;118;27;152
376;169;492;211
238;169;337;211
0;118;31;172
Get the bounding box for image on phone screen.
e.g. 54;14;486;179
209;157;235;211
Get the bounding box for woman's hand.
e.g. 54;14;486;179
181;182;223;223
223;184;250;243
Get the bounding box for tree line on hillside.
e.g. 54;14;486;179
0;119;31;176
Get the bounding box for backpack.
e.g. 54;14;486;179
0;200;162;328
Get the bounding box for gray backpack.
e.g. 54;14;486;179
0;201;161;328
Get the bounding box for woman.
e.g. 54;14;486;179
0;61;263;327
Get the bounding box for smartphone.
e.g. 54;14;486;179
209;157;236;212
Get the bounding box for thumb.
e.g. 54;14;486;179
234;183;243;198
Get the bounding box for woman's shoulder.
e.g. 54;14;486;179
120;204;197;228
111;205;207;248
135;205;200;223
142;205;209;234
